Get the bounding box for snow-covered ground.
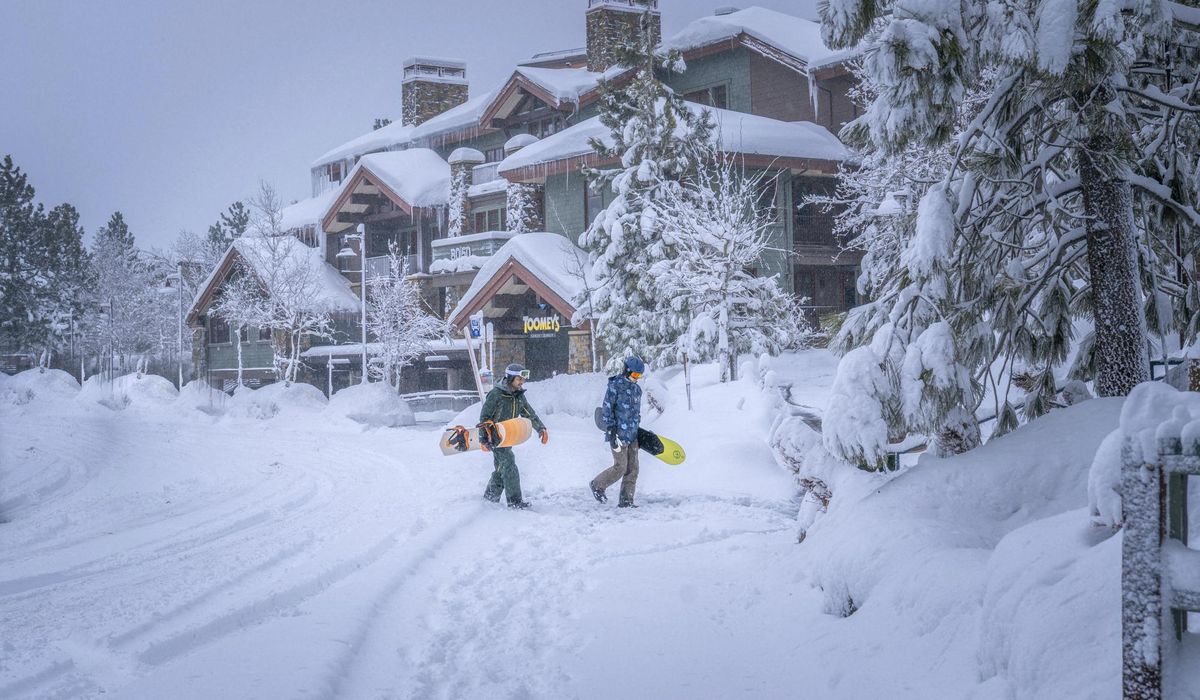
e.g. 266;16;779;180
0;354;1196;698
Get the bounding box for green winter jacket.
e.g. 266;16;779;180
480;380;546;433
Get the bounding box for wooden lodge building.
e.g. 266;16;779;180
188;2;863;394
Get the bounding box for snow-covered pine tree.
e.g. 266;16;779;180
817;0;1200;464
652;153;812;382
90;211;161;374
447;164;468;238
578;12;716;369
366;250;449;389
0;156;92;361
821;0;1200;400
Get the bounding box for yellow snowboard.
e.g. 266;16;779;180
440;417;534;456
655;435;686;465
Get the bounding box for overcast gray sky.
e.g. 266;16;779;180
0;0;819;250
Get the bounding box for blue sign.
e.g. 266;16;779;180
469;317;482;339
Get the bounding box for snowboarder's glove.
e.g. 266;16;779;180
539;428;549;445
607;429;620;452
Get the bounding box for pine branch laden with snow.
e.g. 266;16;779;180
650;152;814;381
505;182;542;234
365;250;449;389
576;33;718;371
820;1;1200;415
816;0;1200;462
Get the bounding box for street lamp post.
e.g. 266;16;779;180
336;224;369;384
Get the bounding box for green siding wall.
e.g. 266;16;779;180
543;171;587;239
663;48;753;114
207;328;276;371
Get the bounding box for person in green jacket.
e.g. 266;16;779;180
481;363;547;509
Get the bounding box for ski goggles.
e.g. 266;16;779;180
629;371;643;380
508;369;531;380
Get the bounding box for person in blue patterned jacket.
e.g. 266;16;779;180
589;356;645;508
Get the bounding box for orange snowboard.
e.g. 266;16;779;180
440;417;534;456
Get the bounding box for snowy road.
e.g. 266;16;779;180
0;380;823;699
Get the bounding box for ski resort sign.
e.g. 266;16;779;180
523;314;562;337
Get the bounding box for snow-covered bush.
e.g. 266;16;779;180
1;368;79;406
328;382;415;428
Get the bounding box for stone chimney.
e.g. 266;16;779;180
586;0;661;73
447;148;485;237
402;57;469;127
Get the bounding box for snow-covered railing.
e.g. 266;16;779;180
1121;436;1199;699
401;389;477;414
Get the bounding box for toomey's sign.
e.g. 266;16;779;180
523;314;562;335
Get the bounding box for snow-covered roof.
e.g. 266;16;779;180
188;235;359;321
235;236;359;312
662;6;860;70
348;149;452;209
280;188;342;232
499;104;849;175
449;232;595;324
514;66;624;104
312;120;416;169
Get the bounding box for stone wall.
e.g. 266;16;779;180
402;80;469;127
568;331;594;374
586;3;661;72
493;336;526;373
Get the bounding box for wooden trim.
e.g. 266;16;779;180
321;165;416;232
449;258;578;329
185;248;240;326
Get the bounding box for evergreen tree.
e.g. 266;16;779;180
817;1;1200;464
0;156;92;360
205;201;249;258
820;0;1200;402
652;153;812;381
578;12;716;369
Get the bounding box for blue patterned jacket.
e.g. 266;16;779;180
601;374;642;445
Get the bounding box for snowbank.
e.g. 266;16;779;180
225;382;327;421
1;368;79;406
77;373;178;411
522;372;606;419
328;382;416;428
795;398;1125;697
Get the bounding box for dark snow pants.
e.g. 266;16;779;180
592;443;640;505
483;447;523;505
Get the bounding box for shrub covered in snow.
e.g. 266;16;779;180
328;382;416;428
1;368;79;406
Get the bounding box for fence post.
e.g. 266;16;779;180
1121;439;1164;700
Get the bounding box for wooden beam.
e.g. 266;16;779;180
351;193;387;206
489;293;531;309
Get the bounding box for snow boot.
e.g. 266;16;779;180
507;500;532;510
589;481;608;504
617;501;638;509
